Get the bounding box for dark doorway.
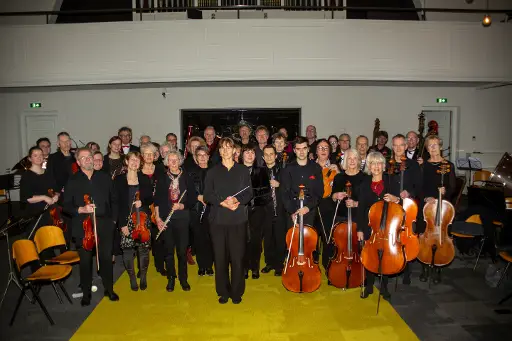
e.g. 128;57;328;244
180;108;301;149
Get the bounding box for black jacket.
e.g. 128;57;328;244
46;150;75;192
247;166;271;207
280;160;323;214
113;172;153;229
154;169;195;221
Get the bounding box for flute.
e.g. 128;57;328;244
155;190;187;240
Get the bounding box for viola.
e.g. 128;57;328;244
282;185;321;293
47;189;66;232
417;161;455;267
82;194;100;270
397;156;420;262
321;167;337;199
131;191;150;243
327;182;364;289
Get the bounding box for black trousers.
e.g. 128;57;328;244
151;223;165;272
365;270;389;292
76;219;114;298
190;211;213;270
211;222;247;299
315;198;335;271
161;216;190;281
245;206;267;272
262;204;287;271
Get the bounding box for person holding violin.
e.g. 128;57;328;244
332;148;367;221
154;150;195;293
114;151;153;291
356;152;401;300
418;135;456;284
273;133;294;167
315;139;339;271
64;147;119;306
102;136;125;179
20;146;59;232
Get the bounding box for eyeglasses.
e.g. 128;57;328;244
317;147;330;151
79;156;93;161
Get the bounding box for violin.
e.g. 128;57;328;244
397;156;420;262
47;189;66;232
82;194;100;270
131;191;150;243
417;161;455;268
321;166;337;199
282;185;321;293
327;182;364;289
360;191;406;276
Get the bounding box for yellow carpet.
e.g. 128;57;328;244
71;260;419;341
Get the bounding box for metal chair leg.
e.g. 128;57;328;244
51;282;64;304
473;237;486;271
58;282;73;304
28;283;54;325
497;263;510;288
9;287;27;326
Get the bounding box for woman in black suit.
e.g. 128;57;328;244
356;151;401;301
114;151;153;291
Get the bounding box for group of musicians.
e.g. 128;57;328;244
18;122;456;305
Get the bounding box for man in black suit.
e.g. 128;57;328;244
118;126;140;155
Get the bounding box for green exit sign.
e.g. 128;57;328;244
30;102;42;108
436;98;448;103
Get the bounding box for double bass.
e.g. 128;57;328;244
131;191;150;243
47;189;66;232
82;194;100;271
417;161;455;271
282;185;321;293
327;182;364;289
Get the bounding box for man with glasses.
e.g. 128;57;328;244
406;131;425;165
337;133;351;165
118;126;140;154
355;135;369;171
204;137;252;304
64;148;120;306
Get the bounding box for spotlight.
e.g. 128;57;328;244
482;14;492;27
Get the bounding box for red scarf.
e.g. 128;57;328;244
371;180;384;197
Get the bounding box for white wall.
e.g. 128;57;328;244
1;83;510;173
1;19;511;88
0;0;61;25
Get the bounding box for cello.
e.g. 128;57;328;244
82;194;100;271
282;185;321;293
47;189;67;232
417;161;455;272
327;182;364;289
397;156;420;261
131;191;150;243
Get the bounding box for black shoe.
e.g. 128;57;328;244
140;278;147;291
432;269;441;285
198;268;206;276
218;296;229;304
166;278;175;292
252;270;260;279
232;297;242;304
104;291;120;301
274;269;283;276
81;296;91;306
244;269;249;279
361;286;373;299
129;275;139;291
261;265;273;274
206;268;214;276
419;267;429;282
180;280;191;291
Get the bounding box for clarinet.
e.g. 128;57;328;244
271;169;277;217
199;202;207;223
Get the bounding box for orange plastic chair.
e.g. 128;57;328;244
34;226;80;265
9;240;72;326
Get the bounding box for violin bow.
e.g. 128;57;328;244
283;215;298;275
91;198;100;271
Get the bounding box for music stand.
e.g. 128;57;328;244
0;216;34;311
456;157;482;186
